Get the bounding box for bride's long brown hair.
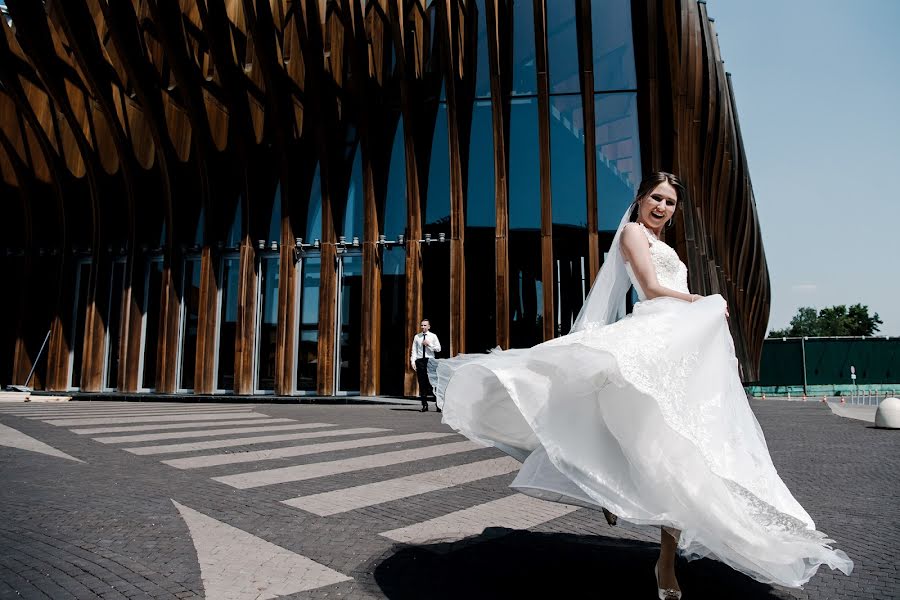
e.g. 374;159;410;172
628;172;688;224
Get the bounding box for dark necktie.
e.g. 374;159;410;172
421;333;426;359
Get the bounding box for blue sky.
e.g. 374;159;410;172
707;0;900;336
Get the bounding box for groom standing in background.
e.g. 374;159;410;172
410;318;441;412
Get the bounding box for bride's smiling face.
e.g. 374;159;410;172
638;182;678;230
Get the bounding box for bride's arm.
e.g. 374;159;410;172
620;224;700;303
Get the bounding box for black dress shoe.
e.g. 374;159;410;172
436;407;442;413
420;404;428;412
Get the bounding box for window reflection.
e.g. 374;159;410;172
381;120;408;395
466;100;496;352
547;0;580;94
512;0;537;96
217;255;240;391
595;93;641;231
426;99;450;229
141;257;164;390
508;98;543;348
591;0;637;91
296;257;320;392
179;256;202;390
256;254;279;391
338;255;362;392
104;259;127;390
70;259;92;389
474;0;492;99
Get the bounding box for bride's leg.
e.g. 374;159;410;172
657;527;681;595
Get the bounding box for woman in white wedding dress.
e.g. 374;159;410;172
429;172;852;598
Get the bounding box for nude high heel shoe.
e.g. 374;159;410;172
654;561;682;600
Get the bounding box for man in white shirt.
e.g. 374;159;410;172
410;318;442;412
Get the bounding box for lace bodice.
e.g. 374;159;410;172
624;223;689;300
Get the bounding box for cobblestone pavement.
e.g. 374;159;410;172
0;400;895;599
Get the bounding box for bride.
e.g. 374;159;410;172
430;172;852;597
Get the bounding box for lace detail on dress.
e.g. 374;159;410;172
624;223;689;299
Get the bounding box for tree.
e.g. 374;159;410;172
768;304;882;338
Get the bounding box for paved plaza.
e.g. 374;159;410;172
0;399;896;599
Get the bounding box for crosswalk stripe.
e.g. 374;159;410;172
124;426;384;455
212;440;482;489
1;408;254;419
378;493;579;544
43;412;270;426
94;422;334;444
164;432;456;470
282;457;521;516
0;405;253;416
70;418;295;435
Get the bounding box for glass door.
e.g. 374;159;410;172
295;255;320;393
255;252;280;392
178;255;202;391
335;252;362;394
68;258;92;390
216;252;241;392
139;256;164;390
102;258;127;390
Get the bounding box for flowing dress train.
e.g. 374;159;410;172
430;223;852;588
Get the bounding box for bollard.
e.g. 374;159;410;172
840;397;845;404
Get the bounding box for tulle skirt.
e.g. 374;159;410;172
430;294;852;588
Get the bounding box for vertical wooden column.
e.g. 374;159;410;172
532;0;554;341
234;236;258;395
316;170;338;396
575;0;600;282
119;251;144;392
79;254;107;391
440;0;468;357
193;246;220;393
156;252;182;392
486;0;511;350
359;137;383;395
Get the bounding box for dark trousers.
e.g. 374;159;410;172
415;357;434;400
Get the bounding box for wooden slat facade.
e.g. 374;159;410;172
0;0;770;396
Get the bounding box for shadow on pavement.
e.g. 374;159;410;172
374;529;795;599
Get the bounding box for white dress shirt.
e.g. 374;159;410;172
410;331;442;368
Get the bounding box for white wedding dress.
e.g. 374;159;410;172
431;222;852;588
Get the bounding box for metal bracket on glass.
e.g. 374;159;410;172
416;232;447;245
293;237;320;262
376;233;406;249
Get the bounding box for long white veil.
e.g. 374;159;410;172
570;200;637;332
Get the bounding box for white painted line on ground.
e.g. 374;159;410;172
283;457;521;516
124;426;381;455
213;440;482;489
94;422;335;444
164;432;455;470
172;500;350;599
18;407;254;419
43;412;270;426
379;493;579;544
0;422;83;463
0;405;254;416
69;418;295;435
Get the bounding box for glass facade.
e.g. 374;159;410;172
19;0;650;396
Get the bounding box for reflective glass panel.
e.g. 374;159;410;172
226;196;243;248
104;260;126;390
466;100;496;352
550;93;587;226
306;164;323;242
595;93;641;231
474;0;492;99
591;0;637;91
141;258;164;390
508;98;541;230
380;248;407;395
512;0;537;96
267;183;282;245
179;257;202;390
343;147;365;240
547;0;580;93
296;257;320;392
426;101;450;229
383;120;407;238
70;260;92;389
256;255;280;391
338;254;362;392
216;255;241;391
